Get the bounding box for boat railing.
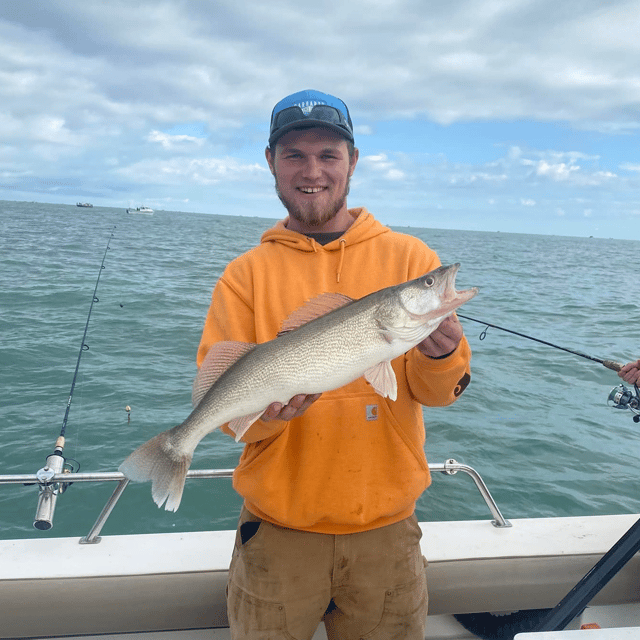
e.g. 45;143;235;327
0;458;510;544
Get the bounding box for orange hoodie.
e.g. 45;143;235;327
197;208;472;534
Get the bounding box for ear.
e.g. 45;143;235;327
348;147;359;177
265;146;276;175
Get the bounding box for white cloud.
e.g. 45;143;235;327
518;150;618;186
386;169;405;181
354;125;373;136
361;153;406;181
508;146;523;161
116;157;268;186
364;153;391;165
147;130;205;150
591;170;617;181
3;0;639;132
535;160;580;181
521;198;536;206
469;172;508;183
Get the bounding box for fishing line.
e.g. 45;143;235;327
457;313;623;372
58;226;116;444
70;368;86;466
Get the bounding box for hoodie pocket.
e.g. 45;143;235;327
235;386;431;529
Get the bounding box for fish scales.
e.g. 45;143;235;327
195;296;390;420
192;309;380;422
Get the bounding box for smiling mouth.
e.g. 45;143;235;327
297;187;327;194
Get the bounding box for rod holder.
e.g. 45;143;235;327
33;451;67;531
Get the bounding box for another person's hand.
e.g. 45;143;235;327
262;393;322;422
618;359;640;385
417;314;463;359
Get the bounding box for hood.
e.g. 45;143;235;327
260;207;390;253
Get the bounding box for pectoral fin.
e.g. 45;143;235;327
228;410;268;442
364;361;398;401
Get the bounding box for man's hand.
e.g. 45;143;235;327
618;359;640;385
416;314;463;359
262;393;322;422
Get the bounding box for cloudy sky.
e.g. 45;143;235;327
2;0;640;239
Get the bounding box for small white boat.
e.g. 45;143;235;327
1;459;638;639
127;206;154;215
76;202;93;208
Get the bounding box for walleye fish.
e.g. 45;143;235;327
119;263;477;511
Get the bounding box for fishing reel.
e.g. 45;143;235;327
32;448;79;531
608;384;640;423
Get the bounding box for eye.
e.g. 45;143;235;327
424;276;435;287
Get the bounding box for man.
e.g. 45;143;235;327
197;90;472;639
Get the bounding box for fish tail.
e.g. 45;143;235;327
119;426;193;512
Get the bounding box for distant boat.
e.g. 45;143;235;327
126;206;153;215
76;202;93;208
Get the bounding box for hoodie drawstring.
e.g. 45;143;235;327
336;239;346;283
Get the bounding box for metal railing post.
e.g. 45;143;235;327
431;458;512;528
80;478;131;544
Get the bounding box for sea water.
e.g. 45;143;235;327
1;201;638;540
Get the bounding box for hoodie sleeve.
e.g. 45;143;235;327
405;335;472;406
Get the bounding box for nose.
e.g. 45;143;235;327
301;156;322;180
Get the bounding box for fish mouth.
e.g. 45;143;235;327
437;263;478;315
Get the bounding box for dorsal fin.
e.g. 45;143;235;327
192;341;256;407
278;292;354;335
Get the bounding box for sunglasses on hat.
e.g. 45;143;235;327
269;90;354;146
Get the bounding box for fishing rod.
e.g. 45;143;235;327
457;313;639;422
457;313;623;372
33;226;116;531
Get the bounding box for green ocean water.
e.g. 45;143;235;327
1;200;638;541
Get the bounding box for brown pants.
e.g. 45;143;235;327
227;506;428;639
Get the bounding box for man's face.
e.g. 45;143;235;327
266;127;358;232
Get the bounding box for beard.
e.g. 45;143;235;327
274;177;351;228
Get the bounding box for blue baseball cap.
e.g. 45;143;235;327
268;90;354;146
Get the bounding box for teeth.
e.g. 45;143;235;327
299;187;324;193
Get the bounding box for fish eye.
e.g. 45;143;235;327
424;275;435;287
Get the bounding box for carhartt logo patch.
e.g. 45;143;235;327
366;405;378;421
